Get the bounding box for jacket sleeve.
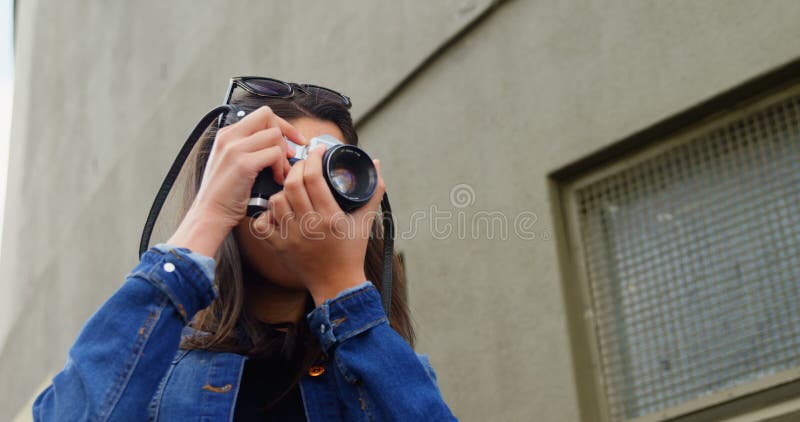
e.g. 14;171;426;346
307;281;458;421
32;244;217;421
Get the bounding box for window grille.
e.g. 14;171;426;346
571;91;800;421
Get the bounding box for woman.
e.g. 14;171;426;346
32;77;456;421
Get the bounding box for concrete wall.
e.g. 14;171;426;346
2;0;800;420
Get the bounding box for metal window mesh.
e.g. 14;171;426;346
575;94;800;421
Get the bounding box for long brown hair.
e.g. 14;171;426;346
179;87;414;367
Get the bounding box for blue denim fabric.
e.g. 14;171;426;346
151;243;216;282
33;245;456;421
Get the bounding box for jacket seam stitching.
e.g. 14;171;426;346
330;287;373;307
142;270;198;325
96;296;168;421
147;348;186;421
227;355;247;422
165;247;214;284
333;353;358;384
299;379;313;422
356;384;374;421
335;317;387;345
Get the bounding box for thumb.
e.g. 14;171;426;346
249;208;276;240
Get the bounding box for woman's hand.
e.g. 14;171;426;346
253;144;386;306
168;106;306;258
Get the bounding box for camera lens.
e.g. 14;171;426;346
323;144;377;211
330;167;357;195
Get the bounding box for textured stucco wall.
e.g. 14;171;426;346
3;0;800;420
357;1;800;420
0;0;497;418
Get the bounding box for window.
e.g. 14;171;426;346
557;84;800;421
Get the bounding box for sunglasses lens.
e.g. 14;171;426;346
242;78;291;96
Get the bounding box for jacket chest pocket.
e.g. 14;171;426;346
148;349;244;421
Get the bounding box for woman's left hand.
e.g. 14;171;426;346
252;144;385;306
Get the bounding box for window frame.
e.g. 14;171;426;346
549;60;800;422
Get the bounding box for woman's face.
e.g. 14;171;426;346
233;116;347;290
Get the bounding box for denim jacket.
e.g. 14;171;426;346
32;244;457;421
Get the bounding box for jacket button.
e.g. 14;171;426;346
308;365;325;377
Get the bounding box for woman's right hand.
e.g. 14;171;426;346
167;106;306;258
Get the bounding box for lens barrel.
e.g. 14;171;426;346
322;144;377;212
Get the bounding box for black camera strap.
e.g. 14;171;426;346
379;193;394;316
138;105;394;317
138;104;233;259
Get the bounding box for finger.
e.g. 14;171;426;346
221;127;289;187
252;209;276;235
239;127;289;156
274;159;288;186
269;191;294;226
238;127;293;184
224;106;306;145
244;145;287;185
283;160;313;215
303;144;340;216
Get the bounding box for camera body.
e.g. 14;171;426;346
221;107;377;216
247;134;377;216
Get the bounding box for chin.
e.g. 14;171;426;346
233;221;307;291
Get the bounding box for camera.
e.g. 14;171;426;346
246;134;378;216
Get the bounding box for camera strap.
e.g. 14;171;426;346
138;105;395;317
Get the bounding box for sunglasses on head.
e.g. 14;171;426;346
222;76;352;109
